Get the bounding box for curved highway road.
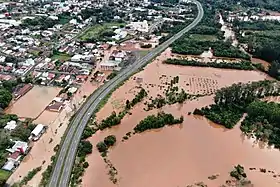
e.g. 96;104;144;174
49;1;204;186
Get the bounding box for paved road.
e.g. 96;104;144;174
48;1;204;186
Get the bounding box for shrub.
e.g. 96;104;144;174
96;141;108;153
83;162;89;168
104;135;116;147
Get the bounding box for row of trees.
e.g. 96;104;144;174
134;112;183;133
70;140;92;186
98;88;148;130
164;59;254;70
232;19;280;80
98;112;122;130
194;80;280;128
172;39;250;60
125;88;147;110
205;0;280;12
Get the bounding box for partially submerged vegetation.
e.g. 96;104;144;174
96;135;116;155
98;88;147;130
96;135;118;184
40;154;56;187
125;88;147;110
144;76;203;111
122;112;183;141
98;111;123;130
133;112;183;133
194;80;280;128
70;88;147;185
193;80;280;149
230;165;247;180
164;59;254;70
12;166;42;187
241;101;280;148
70;140;93;187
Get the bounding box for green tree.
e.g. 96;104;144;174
104;135;116;146
0;88;12;109
96;141;108;153
78;141;93;157
11;124;32;142
81;126;94;140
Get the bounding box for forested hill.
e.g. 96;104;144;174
203;0;280;11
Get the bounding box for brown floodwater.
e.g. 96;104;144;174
82;49;278;187
251;58;271;71
6;86;61;118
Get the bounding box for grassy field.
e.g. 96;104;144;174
30;50;41;57
79;22;125;41
0;169;11;184
189;34;218;41
51;53;71;62
138;50;150;57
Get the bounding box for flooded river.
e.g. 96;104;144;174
219;14;238;47
82;49;278;187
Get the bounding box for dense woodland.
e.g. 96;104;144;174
172;38;250;60
0;80;15;110
164;59;254;70
194;80;280;128
170;5;250;60
241;101;280;148
206;0;280;12
231;19;280;80
134;112;183;133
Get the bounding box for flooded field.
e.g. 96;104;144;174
6;86;61;118
82;49;279;187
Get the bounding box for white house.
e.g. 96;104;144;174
6;141;28;154
128;20;149;32
4;120;17;131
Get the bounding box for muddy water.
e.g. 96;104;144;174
251;58;271;71
6;86;61;118
82;50;277;187
219;14;238;47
